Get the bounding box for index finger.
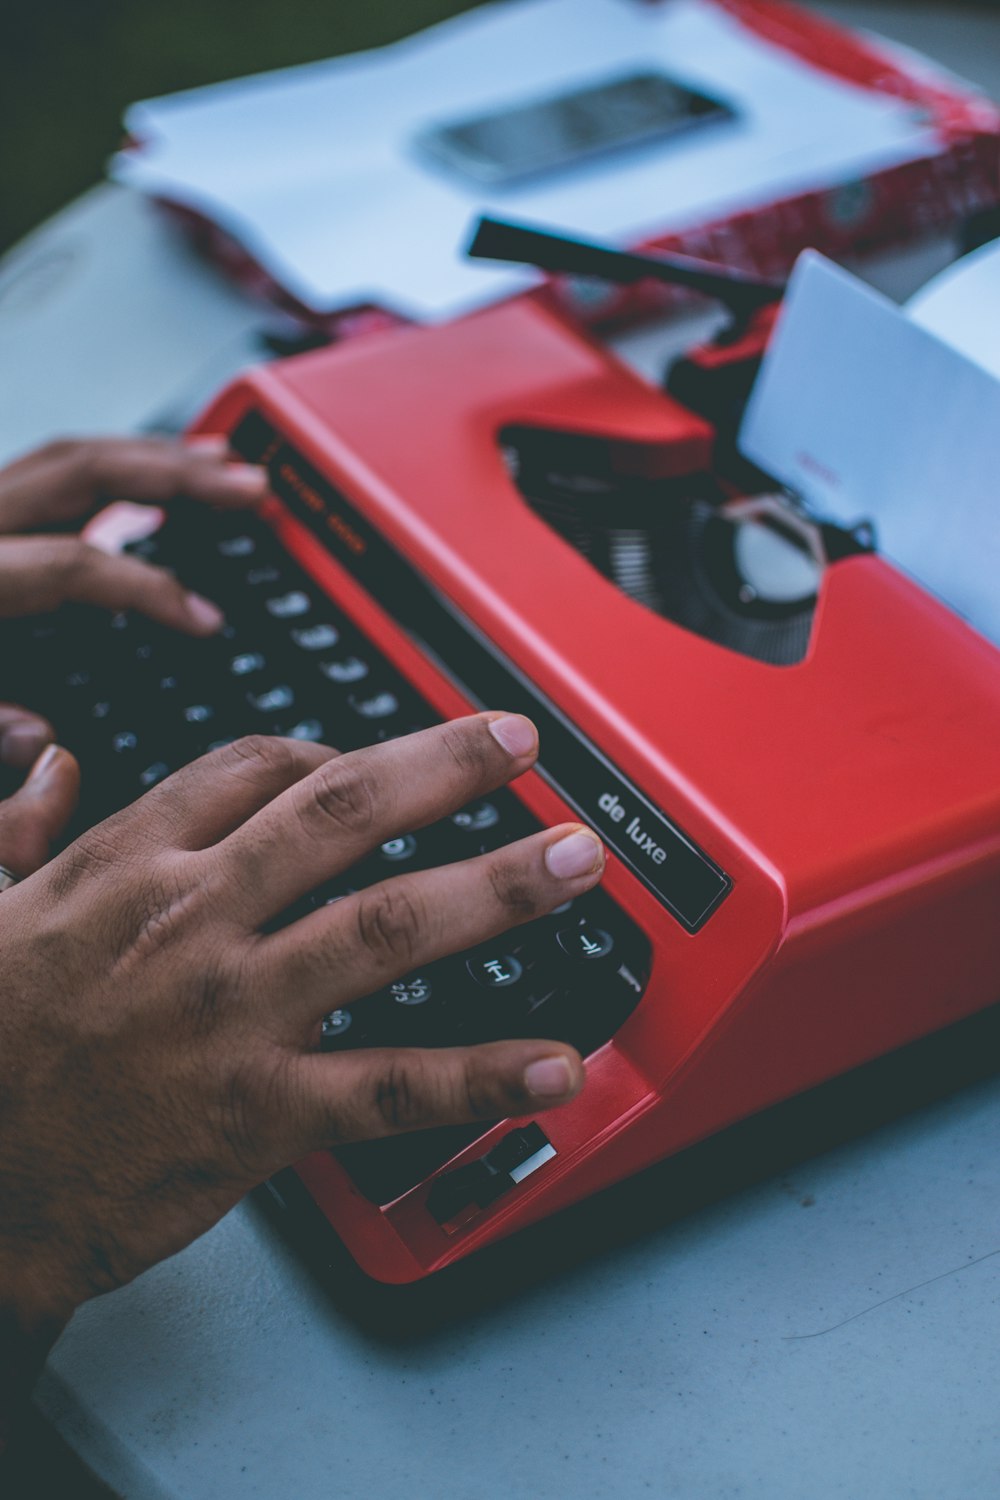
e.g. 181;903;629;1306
0;436;266;534
206;713;539;926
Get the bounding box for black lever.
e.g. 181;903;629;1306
467;215;785;319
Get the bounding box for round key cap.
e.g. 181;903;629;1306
229;652;266;676
266;591;311;619
348;689;399;720
556;922;614;961
183;703;215;724
466;954;524;989
388;975;434;1006
451;800;500;833
292;624;340;651
378;834;418;864
138;762;171;789
321;655;369;685
320;1009;355;1047
288;718;325;742
247;685;295;713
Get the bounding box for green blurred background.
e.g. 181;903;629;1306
3;0;999;255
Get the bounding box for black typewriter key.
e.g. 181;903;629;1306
320;654;369;685
265;590;312;619
287;718;326;742
246;684;295;714
453;945;559;1045
556;921;615;961
348;688;399;720
355;833;424;886
138;761;172;790
320;1009;358;1049
387;974;433;1006
229;651;267;676
292;622;340;651
377;834;418;864
451;800;500;834
362;971;454;1048
182;703;216;726
467;953;524;990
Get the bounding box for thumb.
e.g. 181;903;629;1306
0;745;81;880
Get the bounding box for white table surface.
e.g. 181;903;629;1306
3;5;1000;1496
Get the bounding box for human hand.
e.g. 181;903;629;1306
0;435;266;634
0;714;601;1362
0;703;58;774
0;742;79;881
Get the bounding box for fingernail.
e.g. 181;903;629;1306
524;1055;576;1099
0;722;52;769
185;591;226;633
218;463;268;495
487;714;537;758
27;743;62;783
187;434;229;456
545;829;604;881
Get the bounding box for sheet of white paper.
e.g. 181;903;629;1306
112;0;943;319
739;251;1000;649
907;236;1000;379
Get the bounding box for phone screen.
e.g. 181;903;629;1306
415;71;736;188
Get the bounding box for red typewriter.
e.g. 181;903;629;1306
202;223;1000;1281
19;224;1000;1282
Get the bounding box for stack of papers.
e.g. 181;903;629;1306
113;0;945;321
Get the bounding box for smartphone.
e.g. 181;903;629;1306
414;70;736;189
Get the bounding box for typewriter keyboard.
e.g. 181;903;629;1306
1;502;650;1202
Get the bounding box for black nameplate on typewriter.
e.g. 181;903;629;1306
232;410;731;931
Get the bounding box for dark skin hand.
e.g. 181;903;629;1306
0;432;266;1439
0;437;602;1442
0;720;600;1424
0;432;265;632
0;431;268;792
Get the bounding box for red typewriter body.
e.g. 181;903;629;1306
194;297;1000;1283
